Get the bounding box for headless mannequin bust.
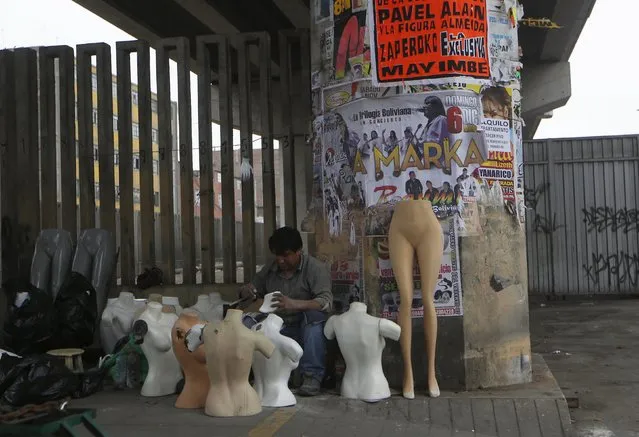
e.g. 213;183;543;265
186;309;275;417
388;200;444;399
30;229;73;300
100;291;138;353
162;296;183;315
137;302;182;397
101;298;118;352
188;295;211;320
251;314;303;407
207;292;227;322
148;293;163;304
171;310;209;409
324;302;401;402
71;229;116;320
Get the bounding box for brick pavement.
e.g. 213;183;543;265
74;355;571;437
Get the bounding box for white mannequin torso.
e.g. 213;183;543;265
187;295;211;320
162;296;183;315
324;302;401;402
206;292;227;322
251;314;303;407
136;302;182;397
100;298;118;354
192;309;275;417
100;292;139;353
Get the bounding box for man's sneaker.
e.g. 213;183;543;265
297;373;321;397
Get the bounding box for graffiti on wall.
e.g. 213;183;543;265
583;252;639;287
523;182;563;234
583;207;639;234
582;206;638;288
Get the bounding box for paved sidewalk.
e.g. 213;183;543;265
531;299;639;436
72;354;570;437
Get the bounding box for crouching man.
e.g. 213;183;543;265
239;226;332;396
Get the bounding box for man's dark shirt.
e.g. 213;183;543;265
251;254;333;325
405;178;423;198
425;188;439;202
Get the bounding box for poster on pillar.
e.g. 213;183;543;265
319;85;518;238
313;0;373;89
374;217;462;318
368;0;491;87
487;8;522;85
330;258;364;314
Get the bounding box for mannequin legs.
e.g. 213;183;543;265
416;237;443;397
387;232;415;399
388;201;443;398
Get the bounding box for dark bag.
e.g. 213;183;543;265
52;272;98;349
136;266;163;290
72;367;107;399
2;279;56;355
0;354;79;407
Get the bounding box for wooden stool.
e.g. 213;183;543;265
47;349;85;373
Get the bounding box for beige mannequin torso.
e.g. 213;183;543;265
172;311;209;409
203;309;275;417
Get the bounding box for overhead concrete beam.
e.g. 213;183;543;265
521;61;571;139
71;0;162;45
272;0;311;29
540;0;596;61
173;0;280;76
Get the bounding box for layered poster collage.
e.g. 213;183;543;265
311;0;523;319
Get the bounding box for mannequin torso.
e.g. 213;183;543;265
324;302;401;402
162;296;183;315
137;302;182;397
200;309;275;417
251;314;303;407
100;292;139;353
187;295;211;320
207;292;227;322
172;310;209;408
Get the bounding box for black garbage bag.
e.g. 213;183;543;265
52;272;98;349
136;266;163;289
0;354;79;407
2;279;57;355
72;367;107;399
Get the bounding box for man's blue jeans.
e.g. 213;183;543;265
280;310;327;383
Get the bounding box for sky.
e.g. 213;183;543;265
0;0;636;144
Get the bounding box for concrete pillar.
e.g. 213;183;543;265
309;1;532;391
521;61;572;139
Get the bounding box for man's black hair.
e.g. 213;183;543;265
268;226;303;256
423;95;446;118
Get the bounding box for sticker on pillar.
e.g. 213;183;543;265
320;27;335;72
322;79;404;111
515;188;525;226
314;0;333;23
490;58;522;85
456;198;482;237
368;0;491;87
488;11;520;62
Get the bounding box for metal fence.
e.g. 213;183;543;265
0;31;312;286
524;135;639;295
